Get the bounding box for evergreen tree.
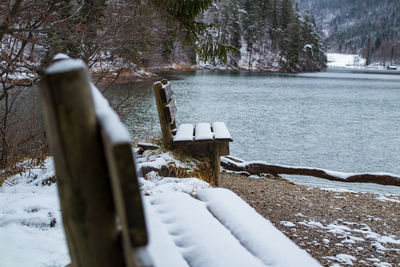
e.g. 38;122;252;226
279;0;294;30
206;0;327;71
286;18;301;70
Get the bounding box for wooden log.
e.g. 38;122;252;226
221;158;400;187
100;124;150;267
40;59;124;267
153;81;173;148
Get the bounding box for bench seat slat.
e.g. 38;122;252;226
212;122;233;141
195;123;213;141
174;124;194;142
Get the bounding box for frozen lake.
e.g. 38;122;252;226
106;68;400;195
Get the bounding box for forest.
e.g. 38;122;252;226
295;0;400;65
0;0;326;169
204;0;326;71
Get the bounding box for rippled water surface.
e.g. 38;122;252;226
106;68;400;194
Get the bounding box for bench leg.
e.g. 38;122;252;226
209;143;220;186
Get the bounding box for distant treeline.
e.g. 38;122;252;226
295;0;400;65
204;0;327;72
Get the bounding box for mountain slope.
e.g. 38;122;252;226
294;0;400;65
202;0;327;72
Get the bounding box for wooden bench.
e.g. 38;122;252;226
40;56;150;267
39;56;321;267
153;80;233;185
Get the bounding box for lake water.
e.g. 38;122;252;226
105;68;400;195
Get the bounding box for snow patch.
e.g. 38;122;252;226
139;172;209;196
325;254;357;265
0;159;70;267
281;221;296;227
147;191;266;267
375;195;400;204
327;53;366;68
46;58;87;74
196;188;321;267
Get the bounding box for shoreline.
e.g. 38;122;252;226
1;151;399;266
219;173;400;266
91;63;324;84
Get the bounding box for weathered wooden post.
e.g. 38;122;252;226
209;143;220;186
40;58;124;267
153;80;175;148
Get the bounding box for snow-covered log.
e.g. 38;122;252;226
221;157;400;187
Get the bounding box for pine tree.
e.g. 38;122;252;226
279;0;293;30
286;16;301;70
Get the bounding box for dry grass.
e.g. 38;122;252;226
0;156;47;187
159;147;216;186
166;159;216;186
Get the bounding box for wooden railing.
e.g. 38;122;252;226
40;56;151;267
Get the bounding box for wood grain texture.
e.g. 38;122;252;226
40;63;124;267
166;98;177;124
100;123;150;267
153;81;173;148
162;83;174;103
209;143;220;186
217;141;230;156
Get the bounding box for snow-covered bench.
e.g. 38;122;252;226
40;56;321;267
153;80;233;185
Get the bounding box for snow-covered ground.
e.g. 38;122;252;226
327;53;366;68
1;151;321;267
281;217;400;266
326;53;400;70
0;159;69;267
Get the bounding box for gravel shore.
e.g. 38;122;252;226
219;173;400;267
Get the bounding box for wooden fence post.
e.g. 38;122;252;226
153;81;173;148
40;59;124;267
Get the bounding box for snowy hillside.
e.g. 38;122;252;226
327;53;366;68
294;0;400;65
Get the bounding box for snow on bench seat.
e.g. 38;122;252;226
173;122;233;144
174;124;194;142
194;123;213;141
145;192;265;267
212;122;232;141
143;189;321;267
197;188;322;267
